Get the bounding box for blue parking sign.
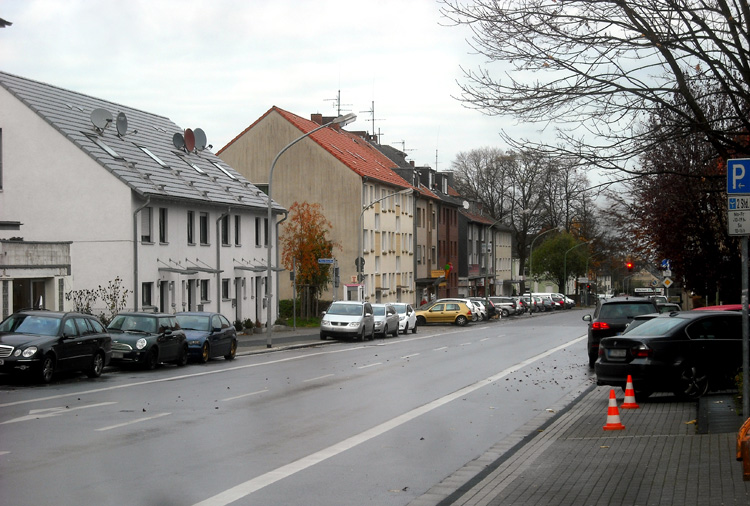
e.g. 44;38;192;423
727;159;750;194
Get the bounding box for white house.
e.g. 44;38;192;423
0;71;284;326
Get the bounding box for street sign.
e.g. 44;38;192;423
318;258;334;264
663;278;673;288
355;256;365;270
728;159;750;194
729;210;750;235
730;196;750;210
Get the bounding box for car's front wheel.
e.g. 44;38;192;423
143;348;159;370
86;352;105;378
417;316;427;325
225;339;237;360
200;342;210;363
39;355;55;383
501;309;509;317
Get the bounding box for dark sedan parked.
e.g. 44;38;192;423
595;311;742;400
176;312;238;363
107;312;188;369
583;296;658;367
0;309;111;383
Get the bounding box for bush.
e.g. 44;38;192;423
233;320;244;332
243;318;254;330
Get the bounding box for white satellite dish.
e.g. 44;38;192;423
463;200;470;210
90;108;113;131
116;112;128;136
194;128;207;151
173;132;185;150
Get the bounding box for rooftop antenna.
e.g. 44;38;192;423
324;90;351;117
394;140;415;154
359;100;385;144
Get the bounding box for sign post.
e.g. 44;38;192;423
727;159;750;419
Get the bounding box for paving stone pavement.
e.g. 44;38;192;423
411;385;750;506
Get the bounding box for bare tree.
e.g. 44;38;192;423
441;0;750;180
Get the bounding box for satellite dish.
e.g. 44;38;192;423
172;132;185;150
194;128;207;151
90;108;113;131
116;112;128;136
184;128;195;152
463;200;470;210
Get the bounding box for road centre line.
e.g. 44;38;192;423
222;389;268;402
302;374;335;383
192;334;587;506
1;401;118;424
358;362;382;369
401;353;421;359
95;412;171;432
433;346;448;351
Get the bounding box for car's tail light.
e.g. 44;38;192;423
592;322;610;330
631;344;652;358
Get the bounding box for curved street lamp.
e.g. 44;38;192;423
357;187;412;299
563;240;592;297
266;112;357;348
528;226;563;292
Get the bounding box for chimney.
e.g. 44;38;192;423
311;113;323;125
410;160;415;167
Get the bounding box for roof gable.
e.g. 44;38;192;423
0;71;278;211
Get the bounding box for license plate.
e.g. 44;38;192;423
112;352;123;359
608;349;626;358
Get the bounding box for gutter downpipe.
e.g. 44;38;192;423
216;208;231;315
133;197;151;312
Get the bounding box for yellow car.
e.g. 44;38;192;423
415;301;472;326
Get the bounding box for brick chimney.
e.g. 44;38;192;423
311;113;323;125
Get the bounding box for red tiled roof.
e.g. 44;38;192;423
220;106;413;190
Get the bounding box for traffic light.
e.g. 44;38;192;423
626;261;633;272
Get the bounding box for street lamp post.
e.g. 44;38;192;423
528;226;563;293
357;188;412;300
563;240;592;297
266;112;356;348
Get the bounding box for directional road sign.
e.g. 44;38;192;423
728;159;750;194
317;258;334;264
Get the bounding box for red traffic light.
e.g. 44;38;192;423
626;261;633;271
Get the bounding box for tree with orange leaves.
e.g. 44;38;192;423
280;202;340;317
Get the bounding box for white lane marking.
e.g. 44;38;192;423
480;338;490;342
358;363;382;369
96;412;171;432
1;402;117;424
433;346;448;351
222;389;268;402
302;374;334;383
193;335;586;506
401;353;420;359
0;451;10;456
460;342;472;346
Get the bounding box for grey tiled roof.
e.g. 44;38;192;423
0;71;282;212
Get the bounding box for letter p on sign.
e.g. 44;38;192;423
734;163;746;191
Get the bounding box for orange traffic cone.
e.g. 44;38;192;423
621;375;640;409
603;388;626;430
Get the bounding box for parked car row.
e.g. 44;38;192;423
587;296;744;400
0;309;238;383
320;301;419;341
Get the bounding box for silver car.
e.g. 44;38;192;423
320;301;375;341
371;303;400;338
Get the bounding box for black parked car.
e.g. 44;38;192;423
0;309;112;383
176;312;238;363
582;296;658;367
107;312;188;369
595;311;743;400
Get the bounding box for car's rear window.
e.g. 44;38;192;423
622;317;684;336
599;303;655;319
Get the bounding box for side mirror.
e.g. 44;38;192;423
212;327;221;333
582;314;592;322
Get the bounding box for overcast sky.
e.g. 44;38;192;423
0;0;540;172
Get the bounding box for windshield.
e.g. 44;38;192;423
175;315;210;331
327;304;362;316
393;304;407;314
0;314;61;336
108;315;157;333
372;306;386;316
622;317;684;336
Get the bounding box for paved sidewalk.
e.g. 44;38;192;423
411;385;750;506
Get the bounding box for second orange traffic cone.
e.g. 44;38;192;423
621;375;639;409
603;388;626;431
